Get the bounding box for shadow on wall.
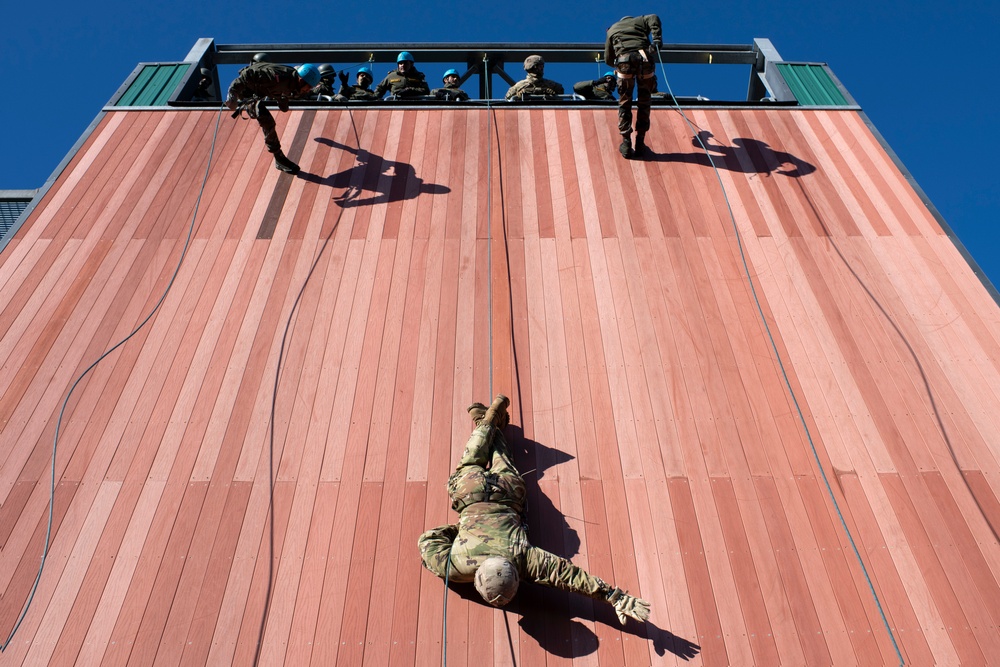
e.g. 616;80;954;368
300;137;450;207
651;130;816;177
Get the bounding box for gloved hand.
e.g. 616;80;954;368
651;40;662;53
339;70;349;86
607;587;651;625
277;97;289;112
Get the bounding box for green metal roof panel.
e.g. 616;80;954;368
776;63;849;106
115;64;190;106
0;200;29;240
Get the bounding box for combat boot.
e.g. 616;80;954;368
634;133;647;157
273;151;300;174
619;135;633;159
468;402;488;425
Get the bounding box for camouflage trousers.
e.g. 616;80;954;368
251;102;282;154
615;51;657;138
447;425;526;514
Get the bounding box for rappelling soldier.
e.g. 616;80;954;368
374;51;431;99
605;14;662;158
505;55;565;100
418;395;652;623
224;58;322;174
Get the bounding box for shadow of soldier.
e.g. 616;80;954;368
300;137;449;207
504;425;581;558
650;130;816;177
446;578;701;661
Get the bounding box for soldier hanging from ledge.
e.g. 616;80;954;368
224;57;322;174
605;14;663;158
418;394;651;624
505;55;565;100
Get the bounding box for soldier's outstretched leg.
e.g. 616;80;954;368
255;102;299;174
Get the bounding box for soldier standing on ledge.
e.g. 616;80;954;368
225;58;321;174
418;395;651;624
605;14;662;158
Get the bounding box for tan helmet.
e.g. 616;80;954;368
523;55;545;74
475;557;519;607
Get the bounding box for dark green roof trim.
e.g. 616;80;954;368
776;63;849;106
115;64;191;107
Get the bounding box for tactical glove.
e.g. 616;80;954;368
339;70;349;86
651;41;662;53
606;587;651;624
277;97;289;112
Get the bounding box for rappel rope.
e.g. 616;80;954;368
653;48;905;666
0;105;226;654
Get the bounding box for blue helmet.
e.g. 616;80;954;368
358;66;373;79
603;71;615;79
443;68;459;81
397;51;415;63
296;63;321;87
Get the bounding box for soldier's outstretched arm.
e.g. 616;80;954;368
524;545;651;624
417;524;459;578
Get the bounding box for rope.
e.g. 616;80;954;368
653;49;905;666
0;105;226;654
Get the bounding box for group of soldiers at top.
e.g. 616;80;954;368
226;14;660;169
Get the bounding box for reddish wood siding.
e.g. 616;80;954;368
2;106;999;664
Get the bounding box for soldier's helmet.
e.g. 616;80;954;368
523;55;545;74
252;52;270;64
318;64;335;80
475;557;519;607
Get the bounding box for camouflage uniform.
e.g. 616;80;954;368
573;77;617;100
225;62;308;157
605;15;662;146
418;424;611;600
505;73;565;100
373;67;431;99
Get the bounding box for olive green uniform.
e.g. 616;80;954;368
336;83;379;102
573;78;616;100
505;73;565;100
418;424;611;600
431;82;470;102
374;67;430;99
605;15;662;139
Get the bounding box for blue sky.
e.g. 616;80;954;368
5;1;998;288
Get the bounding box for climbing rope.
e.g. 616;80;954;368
653;49;905;666
0;105;226;654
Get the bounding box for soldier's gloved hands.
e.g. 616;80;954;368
651;41;662;53
607;587;651;625
339;70;349;86
277;97;289;112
